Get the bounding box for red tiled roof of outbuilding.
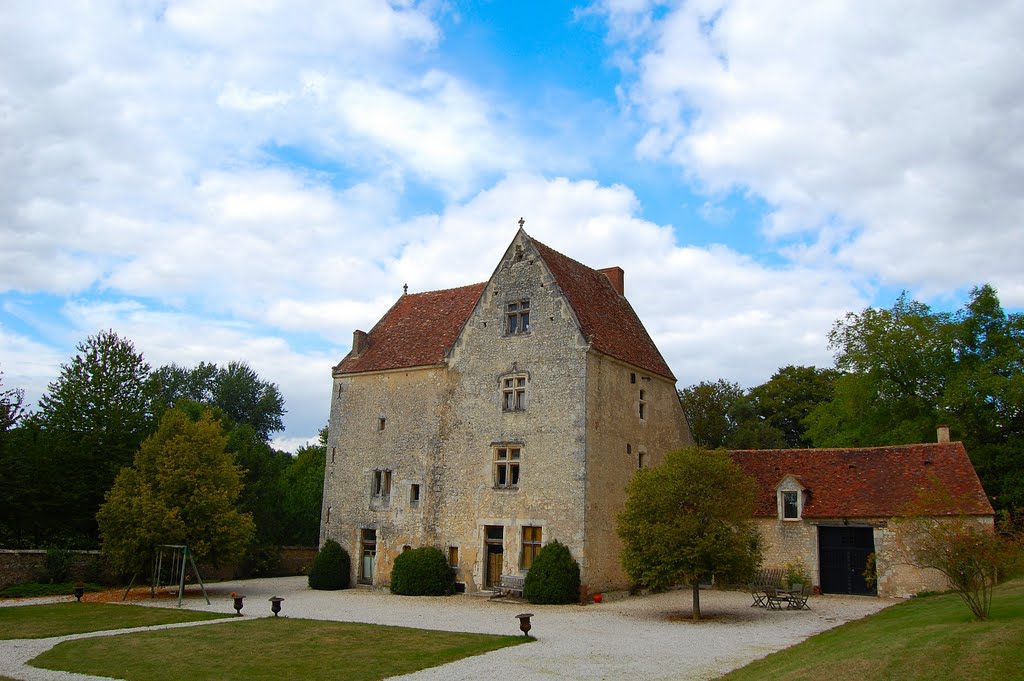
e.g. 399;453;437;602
334;282;486;374
532;239;675;380
730;442;993;518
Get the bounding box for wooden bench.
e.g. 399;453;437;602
490;575;525;599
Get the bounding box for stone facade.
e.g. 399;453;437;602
733;440;994;598
321;230;691;593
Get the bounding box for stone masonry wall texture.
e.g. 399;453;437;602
320;229;690;592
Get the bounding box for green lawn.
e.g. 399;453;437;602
30;618;530;681
0;603;226;639
721;578;1024;681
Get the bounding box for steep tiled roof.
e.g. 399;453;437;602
532;239;675;380
730;443;993;518
334;283;485;374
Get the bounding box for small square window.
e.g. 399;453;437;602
630;373;636;384
448;546;459;567
410;483;421;505
782;491;800;519
378;417;386;431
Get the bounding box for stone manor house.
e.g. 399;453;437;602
320;228;992;597
321;228;692;593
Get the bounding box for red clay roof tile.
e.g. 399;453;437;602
333;232;676;379
730;442;993;518
532;239;675;380
334;283;485;374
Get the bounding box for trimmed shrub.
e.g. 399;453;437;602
524;540;580;604
390;547;453;596
308;540;351;590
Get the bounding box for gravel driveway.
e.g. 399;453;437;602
2;577;891;680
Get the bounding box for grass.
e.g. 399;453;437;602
0;603;226;639
0;582;105;598
30;617;531;681
720;578;1024;681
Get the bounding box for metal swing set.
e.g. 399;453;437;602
122;544;211;607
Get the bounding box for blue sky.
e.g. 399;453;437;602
2;1;1022;451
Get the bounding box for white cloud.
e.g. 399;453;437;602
600;0;1024;304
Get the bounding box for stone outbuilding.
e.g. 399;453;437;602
731;430;994;598
321;228;692;593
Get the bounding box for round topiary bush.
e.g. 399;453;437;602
308;539;351;590
390;547;453;596
523;540;580;604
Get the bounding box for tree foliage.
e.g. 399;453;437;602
281;428;327;545
806;285;1024;512
679;380;748;449
0;368;26;434
97;407;255;574
894;485;1020;620
35;330;156;545
151;361;285;440
617;446;762;620
748;365;838;448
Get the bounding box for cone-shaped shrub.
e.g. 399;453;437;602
390;547;453;596
308;539;351;590
524;540;580;604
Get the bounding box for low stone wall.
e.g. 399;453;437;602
0;549;110;590
0;546;318;590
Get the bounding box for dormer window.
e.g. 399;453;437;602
776;475;805;521
782;491;799;519
506;300;530;334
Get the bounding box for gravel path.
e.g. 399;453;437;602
1;577;892;680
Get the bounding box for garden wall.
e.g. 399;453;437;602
0;546;318;591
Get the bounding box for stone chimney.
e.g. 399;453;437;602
352;330;368;357
599;266;625;296
937;424;950;443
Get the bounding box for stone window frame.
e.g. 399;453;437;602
776;475;806;521
639;388;647;420
372;469;392;499
493;444;522;489
501;373;529;412
409;483;421;506
520;525;543;570
505;299;531;335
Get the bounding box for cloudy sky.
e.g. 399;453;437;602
2;1;1022;451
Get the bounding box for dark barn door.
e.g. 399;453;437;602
818;526;876;595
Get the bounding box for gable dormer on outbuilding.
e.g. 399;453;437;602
774;474;807;521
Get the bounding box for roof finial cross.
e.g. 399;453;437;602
403;283;408;295
518;217;525;228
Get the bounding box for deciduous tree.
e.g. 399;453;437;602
617;446;763;620
97;407;255;574
36;330;156;544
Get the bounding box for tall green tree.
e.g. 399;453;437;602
280;427;327;545
806;286;1024;513
748;365;838;448
0;368;26;434
151;361;285;441
617;446;763;620
36;331;156;544
806;293;956;447
679;380;746;448
97;406;255;573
